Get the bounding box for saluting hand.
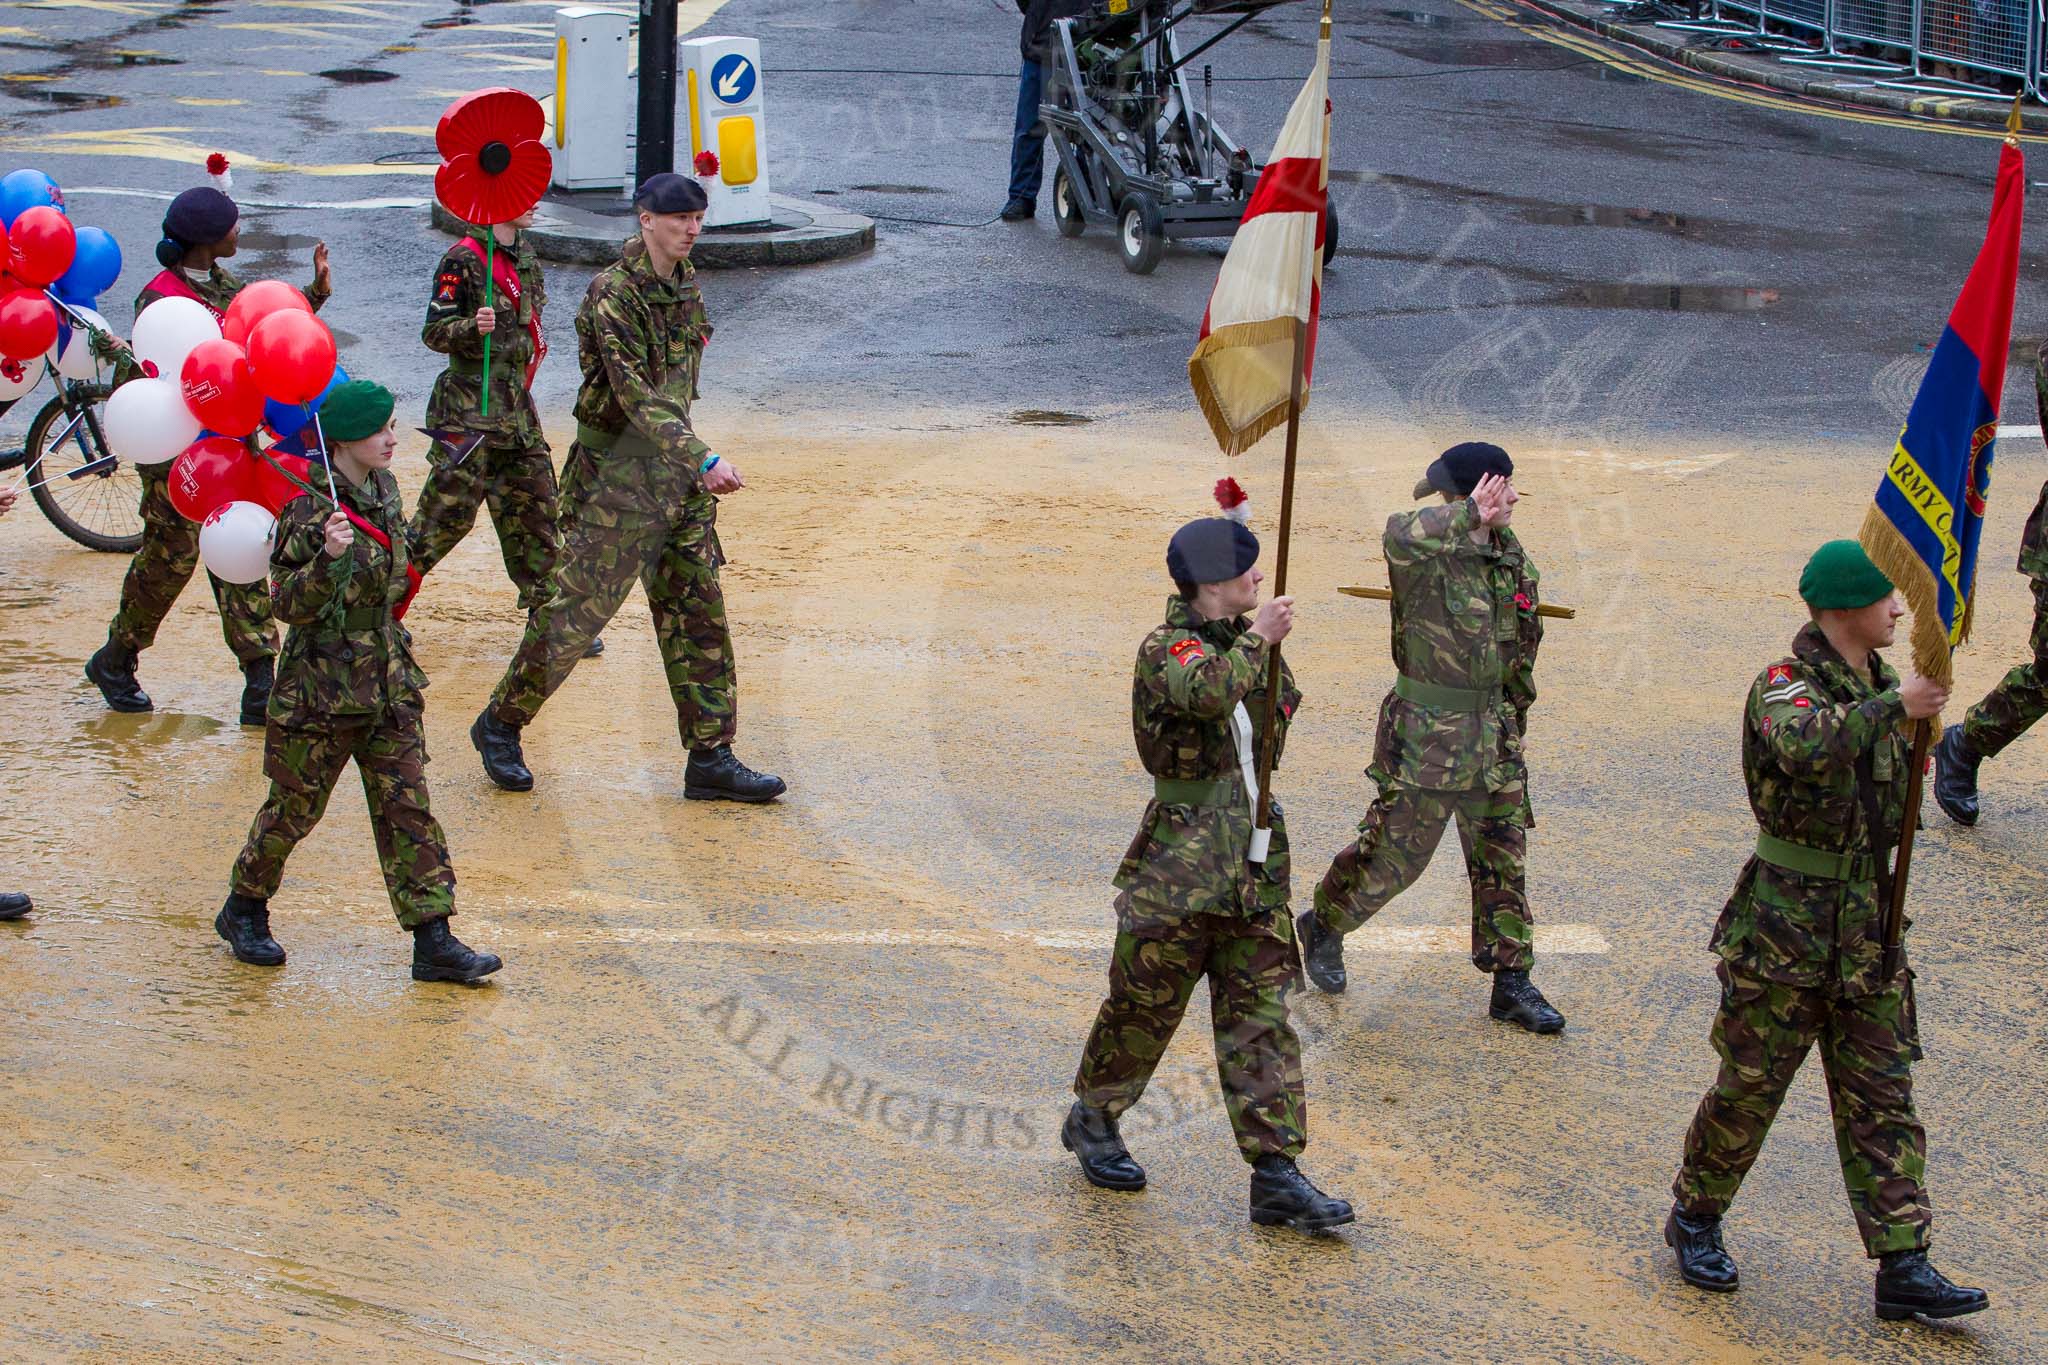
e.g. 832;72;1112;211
703;459;745;495
322;510;354;559
1251;594;1295;646
1472;473;1514;529
474;305;497;336
312;241;332;294
1899;673;1950;720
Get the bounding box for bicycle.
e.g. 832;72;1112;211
0;367;143;554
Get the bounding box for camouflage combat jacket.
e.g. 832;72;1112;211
267;469;428;727
422;230;545;444
1712;623;1910;996
571;234;713;501
1370;498;1541;792
2015;477;2048;583
1112;596;1302;936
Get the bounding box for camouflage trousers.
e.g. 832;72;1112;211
1312;778;1534;972
230;706;456;930
1673;961;1930;1256
108;461;276;665
1960;579;2048;758
406;436;560;614
1072;912;1307;1162
488;447;736;749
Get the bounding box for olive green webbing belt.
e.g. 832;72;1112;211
576;423;661;460
1394;673;1502;712
340;606;395;631
1152;777;1238;807
1754;831;1874;882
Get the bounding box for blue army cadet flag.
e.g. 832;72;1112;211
1860;121;2026;685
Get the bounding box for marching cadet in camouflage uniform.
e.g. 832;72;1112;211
218;382;501;984
1063;495;1352;1231
1665;540;1986;1322
1297;443;1564;1033
0;486;29;922
407;208;602;656
471;173;782;802
84;182;332;725
1933;353;2048;823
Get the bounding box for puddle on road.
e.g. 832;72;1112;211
1548;283;1782;311
236;231;323;253
0;90;124;112
1329;170;1782;249
1009;410;1093;426
317;68;399;84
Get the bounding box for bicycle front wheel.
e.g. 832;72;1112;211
26;393;144;554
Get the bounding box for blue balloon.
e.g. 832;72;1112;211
53;227;120;300
0;169;65;228
265;363;349;442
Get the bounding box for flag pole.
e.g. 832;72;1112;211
1252;320;1308;842
1879;719;1932;983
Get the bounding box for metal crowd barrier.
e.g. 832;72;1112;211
1645;0;2044;97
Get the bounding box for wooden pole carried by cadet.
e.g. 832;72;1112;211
1186;0;1333;860
1856;98;2026;981
1337;584;1578;620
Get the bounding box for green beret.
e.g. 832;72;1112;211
320;380;394;443
1799;539;1894;610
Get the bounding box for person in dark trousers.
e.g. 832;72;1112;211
1004;0;1091;220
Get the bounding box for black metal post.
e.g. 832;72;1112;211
635;0;678;185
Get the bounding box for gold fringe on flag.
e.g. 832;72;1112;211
1858;503;1958;687
1188;317;1309;458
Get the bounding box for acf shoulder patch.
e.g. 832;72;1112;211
1167;637;1206;666
1766;665;1793;686
435;270;462;301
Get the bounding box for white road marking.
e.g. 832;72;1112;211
1997;424;2042;440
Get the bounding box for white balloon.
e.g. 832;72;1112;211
198;501;276;585
0;357;41;403
103;376;202;465
51;306;114;383
129;295;219;383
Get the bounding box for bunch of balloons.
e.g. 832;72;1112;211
100;277;341;584
0;168;123;403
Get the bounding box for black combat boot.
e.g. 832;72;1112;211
1298;909;1347;993
1490;968;1565;1034
85;639;152;713
0;891;30;921
214;893;285;966
1248;1155;1353;1231
1060;1101;1146;1191
1665;1206;1739;1292
471;708;533;791
1875;1249;1988;1321
239;656;274;727
411;917;503;983
684;745;786;803
1932;724;1983;827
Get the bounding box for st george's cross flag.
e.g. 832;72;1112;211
1188;2;1331;457
1859;130;2025;685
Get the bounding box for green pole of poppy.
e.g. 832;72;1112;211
481;231;494;418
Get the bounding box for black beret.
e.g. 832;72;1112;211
157;187;238;267
1419;440;1513;499
1167;517;1260;586
633;172;709;215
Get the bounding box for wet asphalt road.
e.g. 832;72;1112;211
4;1;2048;1361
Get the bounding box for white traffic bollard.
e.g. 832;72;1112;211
678;35;772;227
553;6;630;191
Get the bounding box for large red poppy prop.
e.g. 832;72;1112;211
432;87;551;417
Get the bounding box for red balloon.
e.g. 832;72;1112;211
180;338;265;437
0;288;57;361
246;309;336;405
167;436;258;523
247;446;314;515
222;280;312;348
8;206;75;287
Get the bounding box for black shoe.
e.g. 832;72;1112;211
0;891;30;921
239;656;273;727
85;640;152;713
1875;1250;1988;1321
1665;1207;1739;1292
584;635;605;658
999;198;1034;221
684;745;786;803
1060;1101;1146;1191
214;893;285;966
1932;724;1982;827
1490;968;1565;1034
1249;1155;1353;1231
471;709;533;791
1299;909;1347;994
411;916;502;983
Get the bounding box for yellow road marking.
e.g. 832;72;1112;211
0;0;163;13
370;124;434;135
1460;0;2048;142
218;20;373;37
452;51;553;72
253;0;428;16
173;97;245;107
1;73;56;82
678;0;736;36
0;126;432;177
259;69;312;77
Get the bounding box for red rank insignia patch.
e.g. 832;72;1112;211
1168;638;1206;665
1766;666;1792;686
